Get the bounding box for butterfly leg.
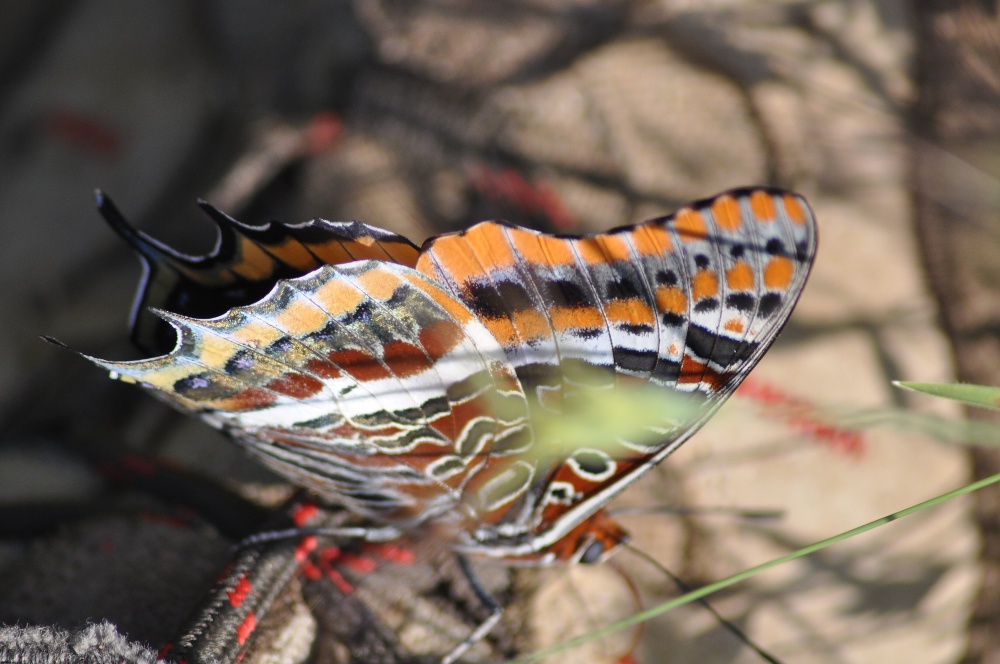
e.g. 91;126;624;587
238;523;402;548
440;554;504;664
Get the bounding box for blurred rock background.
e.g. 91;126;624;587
0;1;994;662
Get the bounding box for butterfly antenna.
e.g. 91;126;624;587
624;544;784;664
611;505;783;521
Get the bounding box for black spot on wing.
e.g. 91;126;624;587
542;279;590;307
759;292;783;318
662;312;685;327
496;280;536;311
570;327;602;340
342;299;376;326
269;336;295;354
307;321;356;347
572;450;610;476
618;322;655;335
225;350;257;375
725;292;755;312
174;373;232;400
548;485;572;501
464;280;535;318
694;298;719;313
655;270;678;286
394;405;429;423
685;324;759;367
651;358;681;383
580;540;606;564
796;241;811;262
604;277;641;300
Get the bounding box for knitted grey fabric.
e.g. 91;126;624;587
0;623;160;664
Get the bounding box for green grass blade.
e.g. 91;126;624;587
841;407;1000;447
896;380;1000;412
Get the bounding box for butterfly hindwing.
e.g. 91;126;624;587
97;193;420;354
91;259;532;525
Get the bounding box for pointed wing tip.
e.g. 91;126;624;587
39;335;140;383
197;199;259;232
148;306;189;326
196;198;226;220
93;190;148;249
40;335;69;349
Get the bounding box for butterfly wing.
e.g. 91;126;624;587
88;187;815;564
417;187;817;562
97;193;420;354
90;259;533;526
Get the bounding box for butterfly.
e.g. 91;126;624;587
85;187;816;566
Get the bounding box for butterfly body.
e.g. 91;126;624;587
89;187;816;565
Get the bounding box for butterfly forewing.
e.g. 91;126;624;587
88;186;816;563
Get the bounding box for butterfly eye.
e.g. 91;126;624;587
579;539;607;565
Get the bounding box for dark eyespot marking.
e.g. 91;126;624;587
605;278;640;300
686;324;759;366
225;350;256;374
725;292;755;312
465;280;532;317
269;336;295;354
175;374;213;392
694;298;719;313
662;312;685;327
796;241;810;262
549;485;571;502
543;279;589;307
759;292;783;317
572;450;610;477
655;269;678;286
495;280;536;312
